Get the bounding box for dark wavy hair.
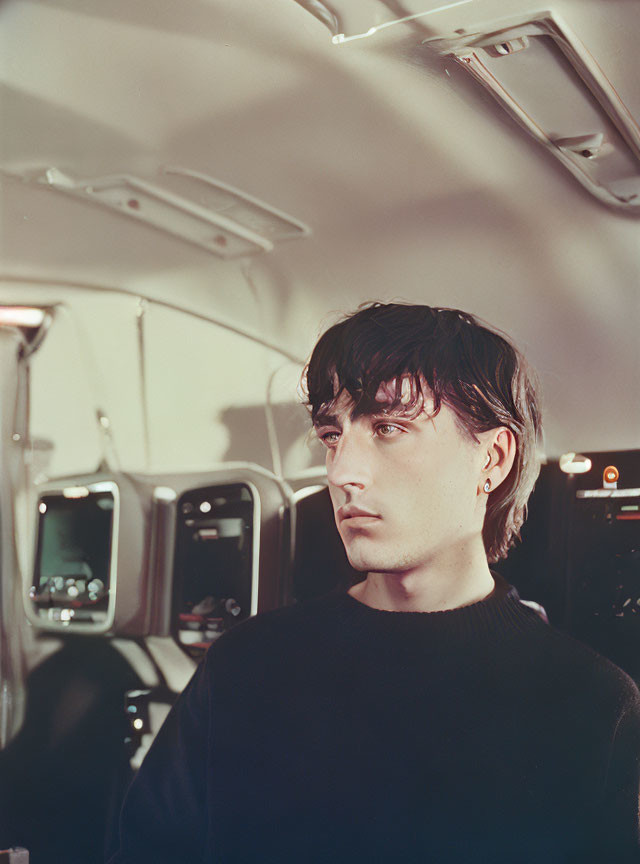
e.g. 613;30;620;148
303;302;543;563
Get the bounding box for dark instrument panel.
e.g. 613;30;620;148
567;488;640;679
29;484;117;628
173;483;256;657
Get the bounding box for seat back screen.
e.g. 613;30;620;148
174;483;254;656
32;491;114;623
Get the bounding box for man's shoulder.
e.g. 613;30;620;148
205;590;344;665
531;621;640;713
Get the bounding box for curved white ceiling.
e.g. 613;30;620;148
0;0;638;458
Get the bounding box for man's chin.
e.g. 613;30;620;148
344;545;416;575
343;550;369;572
346;559;369;574
344;548;392;574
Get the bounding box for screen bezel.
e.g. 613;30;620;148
171;480;261;654
26;479;120;633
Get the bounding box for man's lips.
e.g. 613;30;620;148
337;506;381;524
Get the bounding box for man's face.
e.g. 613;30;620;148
313;378;488;576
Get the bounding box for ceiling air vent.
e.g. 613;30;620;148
426;14;640;213
38;168;310;258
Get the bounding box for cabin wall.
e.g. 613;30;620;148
0;281;320;484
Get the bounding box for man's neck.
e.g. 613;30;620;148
348;547;495;613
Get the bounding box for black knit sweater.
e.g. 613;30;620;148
109;576;640;863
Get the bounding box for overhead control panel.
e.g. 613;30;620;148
292;0;640;212
29;167;311;259
426;14;640;212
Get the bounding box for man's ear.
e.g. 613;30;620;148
481;427;516;491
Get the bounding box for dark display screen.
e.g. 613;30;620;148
568;494;640;679
174;483;254;656
32;490;114;614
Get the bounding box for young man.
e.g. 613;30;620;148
109;302;640;863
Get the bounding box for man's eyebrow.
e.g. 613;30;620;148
312;411;340;429
312;406;421;429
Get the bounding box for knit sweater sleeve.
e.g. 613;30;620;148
593;674;640;862
106;652;212;864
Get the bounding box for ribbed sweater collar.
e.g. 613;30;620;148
330;572;545;647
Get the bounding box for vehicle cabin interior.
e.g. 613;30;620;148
0;0;638;861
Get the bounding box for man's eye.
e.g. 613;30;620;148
319;431;340;445
375;423;403;438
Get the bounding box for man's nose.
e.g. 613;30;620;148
326;430;370;491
